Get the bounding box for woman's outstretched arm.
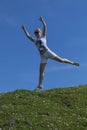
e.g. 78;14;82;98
39;16;47;37
21;24;35;43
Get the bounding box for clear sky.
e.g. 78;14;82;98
0;0;87;92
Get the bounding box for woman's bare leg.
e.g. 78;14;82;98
37;63;47;89
54;56;80;66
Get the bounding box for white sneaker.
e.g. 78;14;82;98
73;62;80;66
34;85;43;91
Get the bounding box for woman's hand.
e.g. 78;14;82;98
39;16;43;22
21;24;25;30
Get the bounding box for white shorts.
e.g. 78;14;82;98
40;49;57;63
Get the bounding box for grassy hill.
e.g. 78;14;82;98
0;85;87;130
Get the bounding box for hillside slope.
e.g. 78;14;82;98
0;85;87;130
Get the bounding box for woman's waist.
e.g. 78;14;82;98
39;49;48;55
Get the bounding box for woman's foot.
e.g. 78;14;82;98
34;85;43;91
73;62;80;66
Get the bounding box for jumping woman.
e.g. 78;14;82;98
21;16;80;90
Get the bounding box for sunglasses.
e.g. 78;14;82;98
35;31;39;34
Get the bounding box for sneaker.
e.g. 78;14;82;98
73;62;80;66
34;85;43;91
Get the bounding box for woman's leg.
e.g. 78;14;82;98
37;63;47;89
54;56;80;66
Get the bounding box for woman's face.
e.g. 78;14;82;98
34;29;42;38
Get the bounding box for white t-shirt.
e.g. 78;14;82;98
35;36;48;53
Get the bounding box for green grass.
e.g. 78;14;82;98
0;85;87;130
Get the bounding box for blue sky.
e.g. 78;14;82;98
0;0;87;92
